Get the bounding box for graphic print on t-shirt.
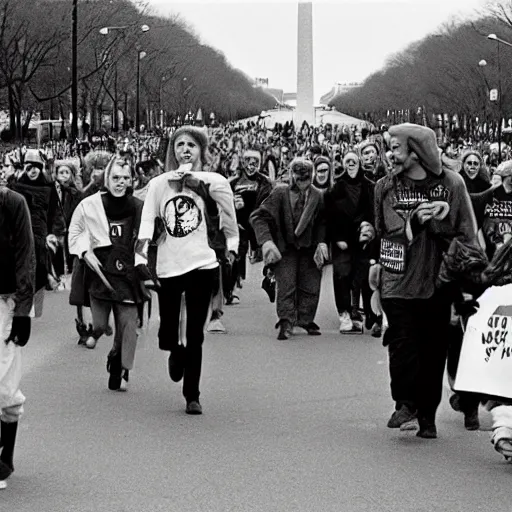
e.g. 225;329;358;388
393;182;449;213
163;195;202;238
110;222;124;239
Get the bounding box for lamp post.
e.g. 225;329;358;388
99;24;150;133
487;33;509;162
71;0;78;140
478;60;491;140
136;50;147;134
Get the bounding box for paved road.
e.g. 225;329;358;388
3;263;511;511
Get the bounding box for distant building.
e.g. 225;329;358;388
319;82;362;106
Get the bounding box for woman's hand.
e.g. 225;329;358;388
336;241;348;251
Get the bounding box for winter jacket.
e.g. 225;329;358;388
0;188;35;316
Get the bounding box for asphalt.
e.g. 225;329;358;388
2;263;511;512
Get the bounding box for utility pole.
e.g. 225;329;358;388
71;0;78;140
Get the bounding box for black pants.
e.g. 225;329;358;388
446;323;481;414
382;291;451;421
157;268;216;402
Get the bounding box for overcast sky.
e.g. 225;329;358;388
148;0;487;102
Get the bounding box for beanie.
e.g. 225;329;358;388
388;123;441;175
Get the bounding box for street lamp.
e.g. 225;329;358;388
136;50;147;133
99;24;150;35
487;33;505;162
100;24;150;133
71;0;78;140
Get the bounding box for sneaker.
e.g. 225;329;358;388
492;427;512;458
464;409;480;431
85;336;97;349
400;418;419;431
207;319;227;333
168;347;185;383
186;400;203;415
339;311;354;333
387;405;417;428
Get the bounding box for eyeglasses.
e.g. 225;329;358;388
345;160;357;165
465;161;480;166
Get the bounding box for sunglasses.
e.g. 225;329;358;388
465;160;480;166
345;159;357;165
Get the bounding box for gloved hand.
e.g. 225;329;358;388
262;240;282;265
359;222;375;244
454;299;480;319
136;264;160;290
6;316;31;347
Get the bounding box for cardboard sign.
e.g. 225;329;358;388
454;284;512;399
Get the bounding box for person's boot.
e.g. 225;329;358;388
0;421;18;472
417;415;437;439
276;319;293;340
75;319;91;346
106;352;124;391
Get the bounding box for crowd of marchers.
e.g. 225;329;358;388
1;118;512;489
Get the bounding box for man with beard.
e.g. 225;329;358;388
250;158;328;340
226;148;272;304
374;123;477;438
358;140;387;184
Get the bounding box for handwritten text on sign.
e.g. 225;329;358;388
482;314;512;362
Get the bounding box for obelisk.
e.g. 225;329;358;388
296;1;314;126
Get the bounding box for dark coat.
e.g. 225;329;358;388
0;188;36;316
249;184;326;253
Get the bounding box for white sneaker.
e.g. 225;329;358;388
339;311;354;332
207;319;227;333
85;336;97;349
0;480;6;490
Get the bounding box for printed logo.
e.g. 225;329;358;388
163;195;202;238
484;200;512;219
110;223;123;238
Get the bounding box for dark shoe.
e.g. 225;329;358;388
0;421;17;472
417;423;437;439
0;460;12;481
370;323;382;338
387;405;417;429
449;393;462;412
107;353;124;391
300;322;321;336
350;306;363;323
186;400;202;415
168;345;186;382
276;320;293;340
76;320;92;346
464;409;480;431
105;324;113;337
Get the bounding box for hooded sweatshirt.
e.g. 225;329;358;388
374;169;477;300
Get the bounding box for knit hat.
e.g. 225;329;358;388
388;123;441;175
55;159;78;178
461;149;483;167
166;125;209;171
358;140;379;155
495;160;512;178
314;156;331;170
